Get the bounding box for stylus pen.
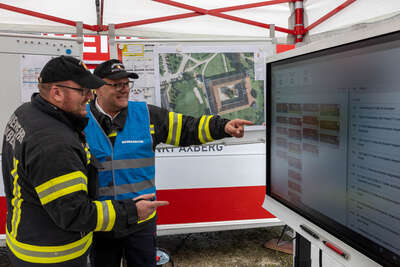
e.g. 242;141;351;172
300;224;319;240
323;240;349;259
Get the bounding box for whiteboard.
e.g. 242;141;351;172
0;35;80;151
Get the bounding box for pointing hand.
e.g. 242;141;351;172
224;119;254;138
133;193;169;221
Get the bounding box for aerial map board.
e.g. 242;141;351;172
154;44;272;128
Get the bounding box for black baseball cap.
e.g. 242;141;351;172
38;56;105;89
94;59;139;80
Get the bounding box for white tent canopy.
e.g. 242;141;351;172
0;0;399;42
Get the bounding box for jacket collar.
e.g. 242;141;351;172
89;96;127;135
31;93;89;134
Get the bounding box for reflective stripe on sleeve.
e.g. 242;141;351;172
6;229;92;264
198;115;214;144
138;210;156;224
10;157;23;238
166;112;183;146
94;200;116;232
84;144;91;165
98;157;155;172
35;171;88;205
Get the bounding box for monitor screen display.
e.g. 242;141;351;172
267;30;400;267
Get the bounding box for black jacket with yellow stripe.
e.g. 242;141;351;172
1;94;138;264
89;100;231;236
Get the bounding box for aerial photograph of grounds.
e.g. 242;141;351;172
159;52;265;125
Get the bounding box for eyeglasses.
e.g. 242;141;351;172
56;84;92;96
105;81;134;91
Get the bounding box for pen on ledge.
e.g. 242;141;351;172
323;240;349;260
299;224;320;240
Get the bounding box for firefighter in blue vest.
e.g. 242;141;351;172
86;59;253;267
1;56;168;267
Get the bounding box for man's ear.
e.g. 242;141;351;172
50;85;64;104
96;86;103;95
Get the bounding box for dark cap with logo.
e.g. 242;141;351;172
94;59;139;80
38;56;105;89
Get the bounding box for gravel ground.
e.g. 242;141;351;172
157;226;293;267
0;227;293;267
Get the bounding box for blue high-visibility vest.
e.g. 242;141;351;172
84;101;155;201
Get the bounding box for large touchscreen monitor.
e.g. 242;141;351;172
267;29;400;267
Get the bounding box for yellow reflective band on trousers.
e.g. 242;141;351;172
35;171;88;205
198;115;214;144
166;112;182;146
6;229;92;264
150;124;155;134
10;157;23;239
138;210;156;224
94;200;116;231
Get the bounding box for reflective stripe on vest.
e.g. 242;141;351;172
98;157;154;172
198;115;214;144
99;178;155;196
6;229;92;264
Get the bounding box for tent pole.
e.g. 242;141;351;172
0;3;96;31
294;0;304;43
100;0;105;31
269;24;276;39
305;0;357;32
108;24;117;59
95;0;101;28
76;21;84;60
269;24;277;56
114;38;274;43
0;32;76;41
113;1;294;35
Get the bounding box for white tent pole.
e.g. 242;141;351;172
269;24;277;55
114;38;274;43
75;21;84;60
0;32;77;41
108;24;117;59
269;24;276;39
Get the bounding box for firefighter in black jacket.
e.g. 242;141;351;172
87;59;253;267
1;56;168;267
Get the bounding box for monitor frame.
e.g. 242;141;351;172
263;19;400;267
